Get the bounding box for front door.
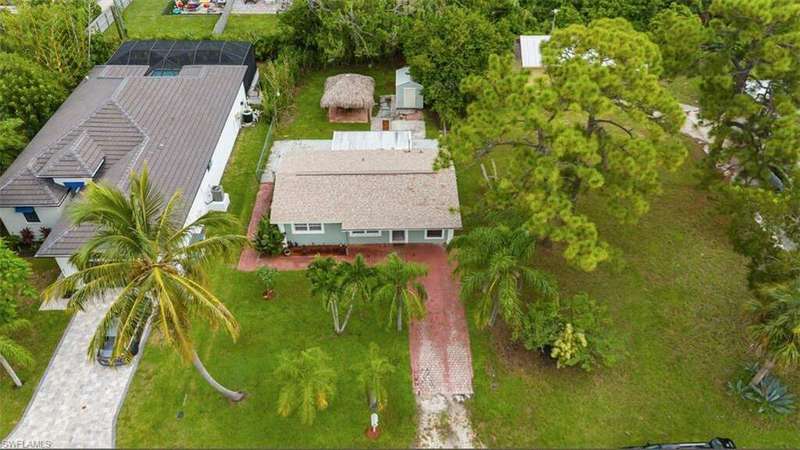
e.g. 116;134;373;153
390;230;407;244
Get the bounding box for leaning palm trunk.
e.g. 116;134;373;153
749;358;776;387
192;350;244;402
0;354;23;388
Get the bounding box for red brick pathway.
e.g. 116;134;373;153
237;183;274;271
237;184;473;398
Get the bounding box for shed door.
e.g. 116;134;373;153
403;87;417;108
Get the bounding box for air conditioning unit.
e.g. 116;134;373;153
206;185;230;212
211;185;224;202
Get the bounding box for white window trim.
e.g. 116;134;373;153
348;230;382;237
389;229;407;244
425;229;445;240
292;223;325;235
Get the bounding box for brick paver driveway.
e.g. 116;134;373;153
5;297;144;448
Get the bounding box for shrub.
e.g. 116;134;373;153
520;293;616;371
39;226;51;240
252;216;284;256
257;266;278;299
19;228;35;248
729;364;797;415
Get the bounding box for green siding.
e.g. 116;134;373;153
281;223;450;245
283;223;348;246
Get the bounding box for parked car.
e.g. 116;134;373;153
97;319;144;367
623;437;736;450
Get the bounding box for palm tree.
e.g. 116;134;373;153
335;254;376;333
43;168;248;401
356;342;395;412
747;279;800;386
307;255;376;335
274;347;337;425
449;226;557;335
374;253;427;332
0;318;33;388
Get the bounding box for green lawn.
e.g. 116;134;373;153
221;119;270;233
0;258;71;437
121;0;217;39
116;269;417;447
461;146;800;447
223;14;279;38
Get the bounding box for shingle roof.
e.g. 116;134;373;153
27;64;245;257
270;148;462;230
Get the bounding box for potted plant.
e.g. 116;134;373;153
257;266;278;300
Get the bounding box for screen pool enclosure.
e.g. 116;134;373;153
106;40;257;90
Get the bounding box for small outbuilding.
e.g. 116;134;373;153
320;73;375;123
395;66;423;110
517;35;551;69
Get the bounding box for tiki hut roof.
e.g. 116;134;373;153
320;74;375;109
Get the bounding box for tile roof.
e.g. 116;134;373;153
25;64;246;257
270;148;462;230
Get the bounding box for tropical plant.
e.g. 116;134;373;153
0;118;27;171
374;253;427;332
0;237;35;324
253;216;285;256
0;0;115;86
19;228;34;248
256;266;278;299
307;255;376;335
449;226;557;336
520;293;616;371
729;363;797;415
335;255;376;333
402;4;512;122
0;318;33;388
356;342;395;412
274;347;337;425
42;168;248;401
0;53;68;138
746;280;800;386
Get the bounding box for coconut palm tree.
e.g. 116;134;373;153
43;168;248;401
747;279;800;386
335;254;376;333
274;347;337;425
356;342;395;411
449;225;557;336
307;255;376;335
0;318;33;388
374;253;427;332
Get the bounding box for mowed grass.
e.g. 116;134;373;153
223;14;280;38
276;64;398;140
0;258;71;437
115;269;417;448
461;145;800;447
121;0;217;39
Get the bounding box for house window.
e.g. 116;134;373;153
349;230;381;237
425;229;444;240
15;207;40;224
292;223;324;234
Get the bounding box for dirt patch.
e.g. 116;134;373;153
416;394;481;448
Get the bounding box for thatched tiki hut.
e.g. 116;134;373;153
320;73;375;123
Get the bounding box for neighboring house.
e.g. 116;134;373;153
269;131;462;247
0;63;248;275
517;35;551;69
320;73;375;123
106;39;260;99
395;66;423;110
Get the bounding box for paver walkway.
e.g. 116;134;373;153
5;297;144;448
238;182;274;271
